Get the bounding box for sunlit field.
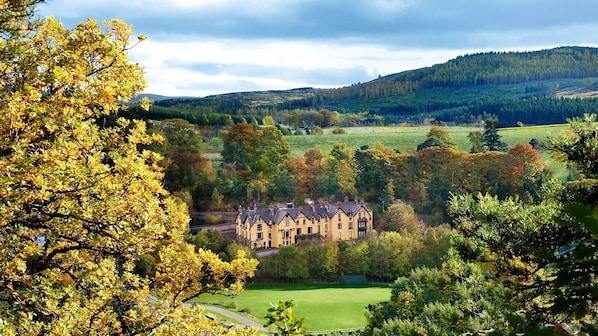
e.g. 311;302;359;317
284;124;567;156
195;283;391;332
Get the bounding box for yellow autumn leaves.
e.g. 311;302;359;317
1;9;258;336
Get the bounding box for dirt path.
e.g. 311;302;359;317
191;303;270;332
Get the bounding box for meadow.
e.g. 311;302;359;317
195;283;391;332
284;124;567;156
284;124;570;178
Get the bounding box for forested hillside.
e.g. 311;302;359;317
140;46;598;127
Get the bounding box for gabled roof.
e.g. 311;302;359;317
338;201;365;216
238;201;370;228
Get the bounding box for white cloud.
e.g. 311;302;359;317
130;38;481;96
38;0;598;97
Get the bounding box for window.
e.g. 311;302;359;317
337;223;342;229
257;224;262;231
338;232;341;239
349;231;352;239
338;213;341;221
297;228;302;235
257;232;263;239
348;222;353;229
285;218;289;226
285;230;290;238
303;219;306;225
308;227;312;234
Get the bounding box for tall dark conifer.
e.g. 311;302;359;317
482;117;508;151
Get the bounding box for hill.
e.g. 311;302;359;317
143;46;598;127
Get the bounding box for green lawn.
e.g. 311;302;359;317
194;283;391;332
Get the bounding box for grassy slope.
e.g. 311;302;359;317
195;283;391;332
285;124;567;156
284;124;569;178
205;124;569;176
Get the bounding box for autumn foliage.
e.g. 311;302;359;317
0;8;257;336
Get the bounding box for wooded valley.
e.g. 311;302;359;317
3;1;598;334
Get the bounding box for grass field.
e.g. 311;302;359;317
284;124;570;178
194;283;391;332
284;124;567;157
203;124;570;177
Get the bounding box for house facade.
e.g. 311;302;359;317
236;201;373;249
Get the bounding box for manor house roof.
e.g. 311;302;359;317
238;201;368;227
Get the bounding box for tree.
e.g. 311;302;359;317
365;116;598;334
262;115;276;127
416;137;445;152
364;253;513;336
288;149;324;202
0;0;44;35
416;125;455;152
426;125;455;146
255;126;290;176
151;118;203;155
257;246;308;281
0;10;258;335
467;130;485;153
319;109;333;127
192;229;230;257
338;240;369;275
264;300;306;335
354;145;392;202
298;241;328;279
366;232;417;281
222;124;290;203
378;201;423;235
335;159;357;198
482;117;508;151
222;123;258;171
550;113;598;178
443;116;598;332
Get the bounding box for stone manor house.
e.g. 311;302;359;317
236;201;373;249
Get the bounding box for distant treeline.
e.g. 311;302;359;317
128;47;598;127
128;95;598;128
377;96;598;126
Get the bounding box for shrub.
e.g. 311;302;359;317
204;214;222;224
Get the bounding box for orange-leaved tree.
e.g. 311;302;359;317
0;4;258;335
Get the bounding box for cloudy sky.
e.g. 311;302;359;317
38;0;598;97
